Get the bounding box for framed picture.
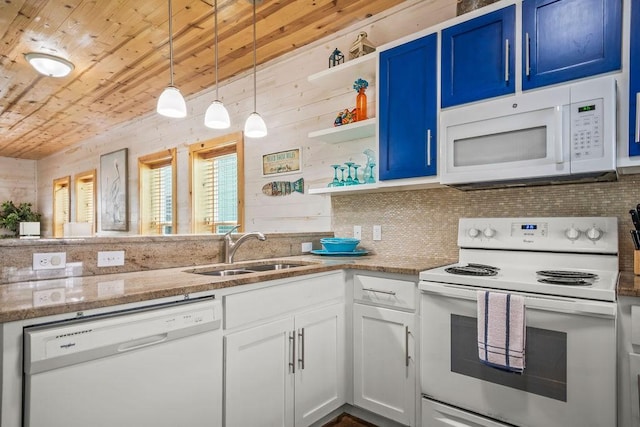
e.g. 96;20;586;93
262;148;302;176
100;148;128;231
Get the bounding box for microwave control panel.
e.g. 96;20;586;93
570;97;604;160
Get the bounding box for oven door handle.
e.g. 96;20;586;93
420;283;616;318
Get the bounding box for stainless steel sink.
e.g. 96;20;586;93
188;262;313;277
195;269;255;276
245;263;309;271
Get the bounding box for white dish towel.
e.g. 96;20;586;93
477;291;526;373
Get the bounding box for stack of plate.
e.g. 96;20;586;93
311;237;369;256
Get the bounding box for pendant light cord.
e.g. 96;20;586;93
252;0;257;112
168;0;175;87
214;0;220;99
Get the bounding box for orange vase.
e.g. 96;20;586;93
356;87;367;122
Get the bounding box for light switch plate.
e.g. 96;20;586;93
97;250;125;267
353;225;362;239
301;242;313;253
373;225;382;241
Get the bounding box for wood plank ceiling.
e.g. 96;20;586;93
0;0;404;160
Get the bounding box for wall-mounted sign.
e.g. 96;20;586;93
262;148;302;177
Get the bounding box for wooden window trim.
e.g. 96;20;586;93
52;176;71;237
138;148;177;235
189;131;244;234
74;169;96;234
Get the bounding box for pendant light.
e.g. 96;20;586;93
204;0;231;129
157;0;187;118
244;0;267;138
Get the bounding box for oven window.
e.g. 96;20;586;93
451;314;567;401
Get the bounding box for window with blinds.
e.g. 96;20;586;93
138;149;176;235
53;176;71;237
190;132;244;234
75;170;96;233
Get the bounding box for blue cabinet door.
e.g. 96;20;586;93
379;33;437;180
630;0;640;156
522;0;622;90
441;6;515;108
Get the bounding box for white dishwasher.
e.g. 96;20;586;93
23;297;222;427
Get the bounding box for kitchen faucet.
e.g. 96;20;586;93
223;225;266;263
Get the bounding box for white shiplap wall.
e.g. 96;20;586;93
0;157;37;205
34;0;457;236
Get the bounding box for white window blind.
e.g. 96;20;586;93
76;177;94;225
53;179;70;237
198;152;237;233
148;164;173;235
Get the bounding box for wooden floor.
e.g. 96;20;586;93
322;413;378;427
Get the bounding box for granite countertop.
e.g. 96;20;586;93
617;271;640;297
0;254;454;323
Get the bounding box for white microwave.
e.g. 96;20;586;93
440;76;618;189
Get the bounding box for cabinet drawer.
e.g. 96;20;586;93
353;274;416;310
224;272;344;330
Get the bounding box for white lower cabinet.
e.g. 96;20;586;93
353;303;416;426
225;303;346;427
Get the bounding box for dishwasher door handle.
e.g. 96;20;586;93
118;333;169;352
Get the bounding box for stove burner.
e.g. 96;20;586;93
445;264;499;276
538;277;592;286
536;270;598;280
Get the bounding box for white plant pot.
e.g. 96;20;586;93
19;222;40;239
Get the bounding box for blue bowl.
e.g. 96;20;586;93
321;237;359;252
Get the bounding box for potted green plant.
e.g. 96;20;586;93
0;201;41;238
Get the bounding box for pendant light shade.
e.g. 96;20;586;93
157;0;187;118
205;100;231;129
24;53;74;78
204;0;231;129
244;0;267;138
244;112;267;138
157;86;187;118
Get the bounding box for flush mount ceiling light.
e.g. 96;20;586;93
157;0;187;118
244;0;267;138
24;52;74;78
204;0;231;129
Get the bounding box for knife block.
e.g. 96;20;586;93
635;251;640;275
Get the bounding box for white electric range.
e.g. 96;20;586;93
419;217;619;427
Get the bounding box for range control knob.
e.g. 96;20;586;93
483;227;496;238
586;226;603;242
468;228;480;238
565;227;581;241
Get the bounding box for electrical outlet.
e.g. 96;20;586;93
301;242;313;253
353;225;362;239
33;252;67;270
373;225;382;241
97;250;125;267
33;288;66;307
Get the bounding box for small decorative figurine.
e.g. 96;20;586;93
349;31;376;59
333;109;357;127
329;48;345;68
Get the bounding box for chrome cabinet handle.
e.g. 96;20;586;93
504;39;510;82
405;326;411;367
288;331;295;374
426;129;432;166
525;33;531;77
362;287;396;296
636;92;640;143
298;328;305;370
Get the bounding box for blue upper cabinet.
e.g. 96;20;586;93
441;6;515;108
630;0;640;157
522;0;622;90
379;33;438;180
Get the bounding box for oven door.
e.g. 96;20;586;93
420;281;616;427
